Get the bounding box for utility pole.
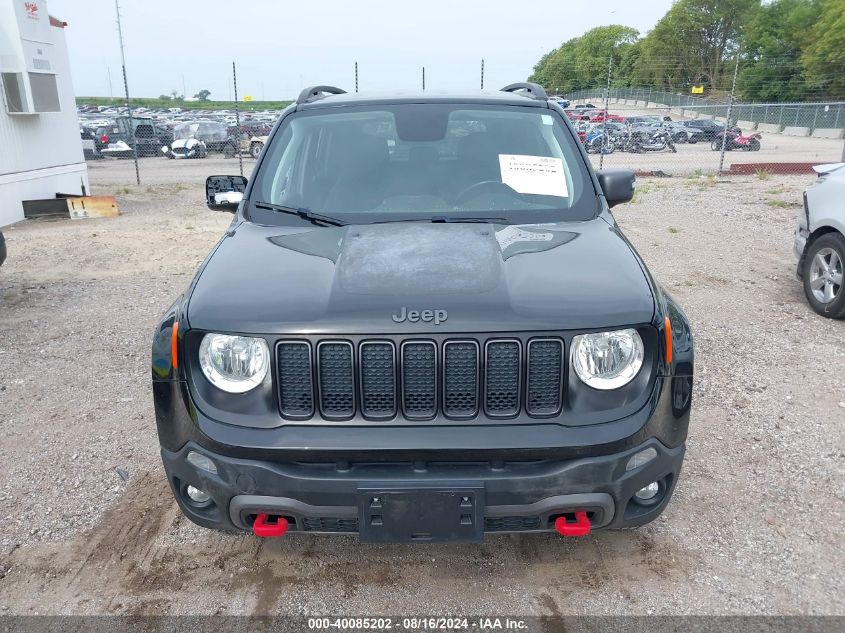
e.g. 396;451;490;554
718;48;741;177
114;0;139;185
355;61;358;93
233;62;243;178
422;66;425;91
480;58;484;89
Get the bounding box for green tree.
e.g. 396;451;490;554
194;89;211;101
636;0;758;91
529;25;639;94
802;0;845;99
739;0;822;102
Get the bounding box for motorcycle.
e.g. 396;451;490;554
622;129;676;153
711;129;762;151
584;129;615;154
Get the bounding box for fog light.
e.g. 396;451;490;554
626;447;658;471
635;481;660;501
187;451;217;474
186;484;210;504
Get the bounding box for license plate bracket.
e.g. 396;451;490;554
357;486;484;543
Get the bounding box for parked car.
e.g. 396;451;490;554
681;119;725;140
101;116;172;158
152;83;693;543
0;230;6;267
794;163;845;318
80;128;100;160
224;123;272;158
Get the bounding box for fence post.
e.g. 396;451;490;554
718;50;740;177
600;55;612;170
812;107;818;133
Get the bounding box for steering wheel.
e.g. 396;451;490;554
454;180;519;206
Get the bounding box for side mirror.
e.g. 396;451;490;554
206;175;247;212
596;168;635;208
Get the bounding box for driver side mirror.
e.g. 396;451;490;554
596;168;635;208
206;175;247;212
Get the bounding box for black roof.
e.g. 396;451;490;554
296;85;552;110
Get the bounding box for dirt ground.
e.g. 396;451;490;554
0;160;843;616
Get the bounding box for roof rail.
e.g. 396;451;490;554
500;82;549;101
297;85;347;104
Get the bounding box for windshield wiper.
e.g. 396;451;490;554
431;216;510;223
253;202;348;227
373;216;510;225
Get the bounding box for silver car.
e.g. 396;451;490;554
794;163;845;318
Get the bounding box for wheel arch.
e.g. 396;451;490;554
798;225;843;274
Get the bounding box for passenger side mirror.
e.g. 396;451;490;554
596;168;635;208
206;175;247;212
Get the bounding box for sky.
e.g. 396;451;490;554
47;0;674;101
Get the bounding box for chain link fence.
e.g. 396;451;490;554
77;58;845;190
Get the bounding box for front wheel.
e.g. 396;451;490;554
711;139;725;151
250;142;263;159
674;132;688;143
749;139;761;151
802;232;845;319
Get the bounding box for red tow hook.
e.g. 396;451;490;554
554;511;591;537
253;513;289;537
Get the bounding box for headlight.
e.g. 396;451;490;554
571;328;644;390
199;333;270;393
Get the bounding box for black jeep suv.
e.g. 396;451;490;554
152;83;694;543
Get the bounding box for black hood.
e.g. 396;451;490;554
187;219;655;334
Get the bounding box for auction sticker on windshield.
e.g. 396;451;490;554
498;154;568;198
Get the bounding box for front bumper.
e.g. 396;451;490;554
161;437;684;538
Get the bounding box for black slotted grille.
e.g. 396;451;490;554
526;339;563;415
485;340;521;416
277;342;314;418
402;342;437;418
443;341;479;418
484;516;541;532
277;336;566;421
317;342;355;418
360;342;396;419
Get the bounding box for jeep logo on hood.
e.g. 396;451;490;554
392;307;448;325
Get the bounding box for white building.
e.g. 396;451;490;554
0;0;88;227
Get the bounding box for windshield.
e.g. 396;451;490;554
249;104;597;225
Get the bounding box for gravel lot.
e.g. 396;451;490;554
0;160;842;616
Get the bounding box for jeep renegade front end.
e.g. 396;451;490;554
152;83;694;543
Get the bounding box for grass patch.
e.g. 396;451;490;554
765;199;800;208
115;186;132;195
755;168;773;181
668;226;681;234
688;169;715;180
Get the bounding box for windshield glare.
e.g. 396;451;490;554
250;104;596;225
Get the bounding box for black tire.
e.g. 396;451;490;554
674;132;688;144
710;139;721;151
802;232;845;319
250;142;263;159
688;137;698;144
749;139;761;151
223;142;236;158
